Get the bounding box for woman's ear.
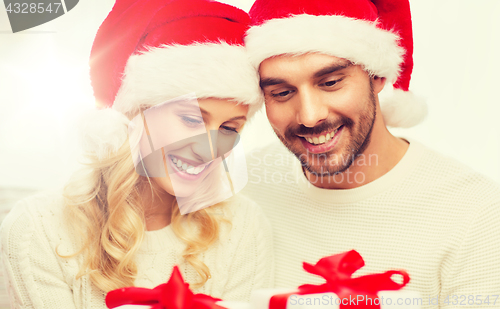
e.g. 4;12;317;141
372;76;386;94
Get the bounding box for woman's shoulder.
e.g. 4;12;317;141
0;191;86;308
2;190;65;225
0;190;69;251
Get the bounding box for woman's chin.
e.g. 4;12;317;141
171;188;198;198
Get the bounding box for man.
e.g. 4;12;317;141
241;0;500;308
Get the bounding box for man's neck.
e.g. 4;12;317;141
305;131;409;189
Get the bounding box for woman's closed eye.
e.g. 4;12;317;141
220;125;238;135
180;115;204;127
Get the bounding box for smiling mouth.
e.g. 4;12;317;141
168;155;210;175
302;125;343;145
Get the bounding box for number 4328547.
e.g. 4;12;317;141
443;295;499;306
6;3;62;14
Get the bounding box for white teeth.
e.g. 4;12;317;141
188;165;205;175
170;156;207;175
305;128;340;145
186;164;207;175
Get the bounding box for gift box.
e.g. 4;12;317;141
250;250;420;309
106;266;251;309
107;251;421;309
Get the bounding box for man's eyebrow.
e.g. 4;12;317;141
260;78;288;88
259;61;351;88
313;61;352;79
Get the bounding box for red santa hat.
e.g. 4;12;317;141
245;0;427;128
83;0;263;160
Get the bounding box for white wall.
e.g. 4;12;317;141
0;0;499;190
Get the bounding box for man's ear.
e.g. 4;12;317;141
372;76;386;94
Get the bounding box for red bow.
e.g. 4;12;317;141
270;250;410;309
106;266;225;309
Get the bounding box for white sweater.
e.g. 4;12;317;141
0;193;274;308
242;138;500;309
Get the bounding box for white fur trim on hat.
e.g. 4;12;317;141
245;14;404;84
79;108;130;161
113;43;264;118
380;88;427;128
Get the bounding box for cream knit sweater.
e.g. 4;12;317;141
0;193;274;308
242;138;500;309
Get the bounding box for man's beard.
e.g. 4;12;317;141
273;81;377;176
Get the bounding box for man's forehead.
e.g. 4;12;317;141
259;52;351;80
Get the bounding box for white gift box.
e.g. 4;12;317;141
250;289;422;309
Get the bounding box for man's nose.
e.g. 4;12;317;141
295;87;329;127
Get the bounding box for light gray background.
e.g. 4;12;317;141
1;0;499;191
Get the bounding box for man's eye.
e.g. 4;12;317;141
220;126;238;135
180;115;203;126
269;89;295;101
321;78;344;87
272;90;293;97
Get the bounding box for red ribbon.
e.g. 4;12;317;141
269;250;410;309
106;266;226;309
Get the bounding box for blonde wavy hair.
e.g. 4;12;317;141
61;124;229;292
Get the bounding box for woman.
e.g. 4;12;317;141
0;0;273;307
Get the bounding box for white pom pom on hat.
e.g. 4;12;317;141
79;108;130;161
380;88;428;128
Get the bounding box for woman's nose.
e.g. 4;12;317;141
190;129;218;163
